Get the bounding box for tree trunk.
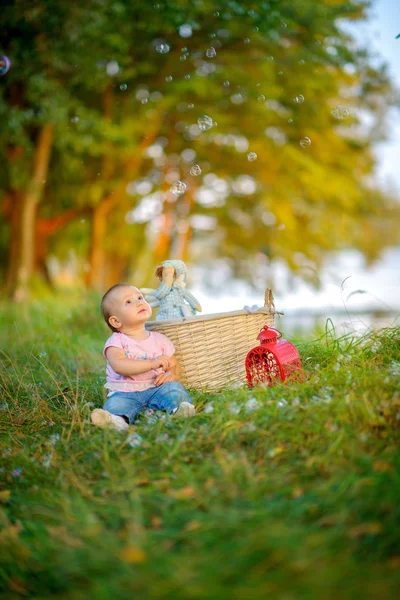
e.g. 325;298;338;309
4;191;23;292
85;105;166;290
6;124;54;300
85;86;114;291
174;179;196;262
35;207;85;285
105;253;130;288
86;202;110;290
153;203;176;264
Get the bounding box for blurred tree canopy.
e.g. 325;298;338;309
0;0;399;299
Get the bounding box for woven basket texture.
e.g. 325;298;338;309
146;289;277;390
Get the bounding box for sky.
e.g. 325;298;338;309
355;0;400;192
192;0;400;318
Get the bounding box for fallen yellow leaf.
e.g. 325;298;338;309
120;545;147;564
185;520;201;531
0;490;11;503
151;516;162;529
373;461;392;473
292;487;303;499
134;479;150;487
348;522;382;539
169;486;196;499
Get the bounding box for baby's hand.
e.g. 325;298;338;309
152;355;170;371
154;370;176;386
163;266;175;275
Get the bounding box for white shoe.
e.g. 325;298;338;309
174;402;196;417
90;408;129;431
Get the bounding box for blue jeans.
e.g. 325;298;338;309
103;382;192;424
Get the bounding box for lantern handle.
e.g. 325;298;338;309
264;288;275;310
261;326;282;339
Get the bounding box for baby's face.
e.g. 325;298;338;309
109;286;152;329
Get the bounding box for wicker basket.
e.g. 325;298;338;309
146;288;281;391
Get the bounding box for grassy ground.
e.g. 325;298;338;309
1;298;400;599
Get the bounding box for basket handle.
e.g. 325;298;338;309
264;288;275;309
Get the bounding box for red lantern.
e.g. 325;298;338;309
245;326;303;388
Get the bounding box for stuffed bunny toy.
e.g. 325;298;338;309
141;260;202;321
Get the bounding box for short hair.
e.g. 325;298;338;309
100;283;131;332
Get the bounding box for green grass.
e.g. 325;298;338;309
1;299;400;599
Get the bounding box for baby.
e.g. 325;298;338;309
91;283;195;431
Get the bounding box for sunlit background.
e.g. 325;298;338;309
1;0;399;336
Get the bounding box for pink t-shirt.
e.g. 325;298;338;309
103;331;175;393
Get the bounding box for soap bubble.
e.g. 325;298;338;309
0;55;11;76
245;398;259;413
244;38;251;44
258;94;265;102
288;118;293;123
331;105;350;120
184;74;191;80
127;432;143;448
204;402;214;414
198;115;213;131
188;103;194;109
143;409;159;426
190;164;202;176
165;75;173;82
300;137;311;148
179;24;192;38
247;152;257;162
71;116;79;123
156;43;170;54
231;93;244;104
120;83;127;91
106;60;119;76
223;80;230;87
43;454;52;468
206;47;216;58
294;95;304;104
181;148;196;162
180;54;187;61
228;402;241;415
170;181;187;195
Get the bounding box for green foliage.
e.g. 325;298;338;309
1;302;400;597
0;0;399;290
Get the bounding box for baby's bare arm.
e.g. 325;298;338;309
168;355;182;379
106;347;169;376
154;354;182;385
